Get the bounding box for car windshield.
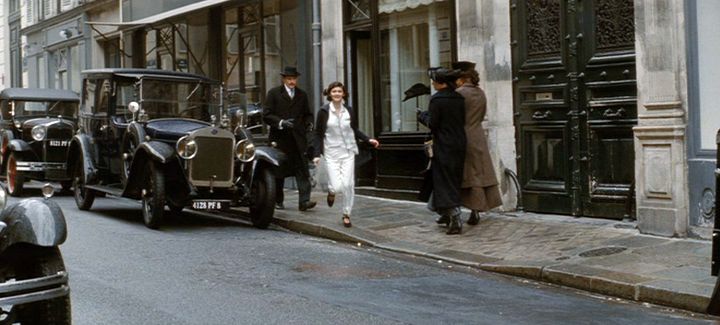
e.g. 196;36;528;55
130;79;221;121
13;100;77;119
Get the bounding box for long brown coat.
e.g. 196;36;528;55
456;84;498;188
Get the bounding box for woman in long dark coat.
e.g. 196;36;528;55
417;68;466;235
452;61;503;225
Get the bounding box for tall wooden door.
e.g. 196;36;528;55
511;0;637;219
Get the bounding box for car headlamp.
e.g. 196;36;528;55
42;183;55;199
176;136;198;159
235;139;256;162
31;125;47;141
13;121;21;129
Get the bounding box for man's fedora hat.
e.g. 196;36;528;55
451;61;476;72
280;66;301;77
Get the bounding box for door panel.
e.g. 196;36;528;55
512;0;637;219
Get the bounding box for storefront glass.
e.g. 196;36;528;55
378;1;452;133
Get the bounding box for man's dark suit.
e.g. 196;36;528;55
263;85;314;206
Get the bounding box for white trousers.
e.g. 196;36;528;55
325;153;355;216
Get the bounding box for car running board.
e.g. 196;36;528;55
85;185;124;197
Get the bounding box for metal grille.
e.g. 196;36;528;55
190;136;233;184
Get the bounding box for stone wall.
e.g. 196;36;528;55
456;0;517;210
633;0;689;237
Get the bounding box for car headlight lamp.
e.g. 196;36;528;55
235;139;255;162
31;125;47;141
176;136;198;160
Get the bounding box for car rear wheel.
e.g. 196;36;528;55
2;246;71;325
73;160;95;210
142;161;165;229
250;167;276;229
6;152;24;197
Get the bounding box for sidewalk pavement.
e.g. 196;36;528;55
270;190;717;314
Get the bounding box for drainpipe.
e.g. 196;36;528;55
311;0;321;111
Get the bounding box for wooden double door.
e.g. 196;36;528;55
511;0;637;218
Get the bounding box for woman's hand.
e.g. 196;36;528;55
313;157;321;166
368;139;380;148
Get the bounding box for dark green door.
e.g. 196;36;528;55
511;0;637;219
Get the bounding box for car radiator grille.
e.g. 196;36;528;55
189;136;234;184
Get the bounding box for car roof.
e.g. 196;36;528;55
81;68;217;83
0;88;80;102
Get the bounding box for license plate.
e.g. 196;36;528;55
191;200;230;211
49;140;69;147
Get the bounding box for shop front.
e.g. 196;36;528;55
338;0;456;197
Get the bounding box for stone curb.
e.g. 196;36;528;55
272;215;712;314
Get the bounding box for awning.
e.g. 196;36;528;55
86;0;232;28
379;0;446;14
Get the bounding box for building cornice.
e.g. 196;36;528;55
20;0;116;35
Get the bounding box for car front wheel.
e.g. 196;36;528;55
142;161;165;229
249;167;276;229
6;152;24;197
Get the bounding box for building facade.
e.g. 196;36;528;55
4;0;717;238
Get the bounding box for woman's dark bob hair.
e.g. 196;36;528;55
323;81;348;101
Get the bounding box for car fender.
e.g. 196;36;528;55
254;146;284;168
67;134;97;184
123;141;177;198
0;198;67;252
7;139;31;152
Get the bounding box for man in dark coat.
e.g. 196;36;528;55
417;67;466;235
263;67;317;211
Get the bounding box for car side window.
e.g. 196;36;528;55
83;79;97;114
0;101;9;120
97;80;111;115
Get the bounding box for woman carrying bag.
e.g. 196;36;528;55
417;67;467;235
312;82;380;227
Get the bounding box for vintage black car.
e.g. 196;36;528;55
0;183;71;324
0;88;79;196
68;68;280;229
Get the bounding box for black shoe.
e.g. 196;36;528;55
467;211;480;225
299;201;317;211
435;214;449;225
447;213;462;235
327;192;335;207
275;202;285;210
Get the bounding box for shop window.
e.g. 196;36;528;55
379;2;452;133
262;0;299;93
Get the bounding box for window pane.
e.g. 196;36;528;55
263;0;299;93
71;45;81;92
379;2;452;133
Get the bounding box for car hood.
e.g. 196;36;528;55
144;118;213;141
21;117;76;132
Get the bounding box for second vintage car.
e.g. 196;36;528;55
68;68;281;229
0;88;79;196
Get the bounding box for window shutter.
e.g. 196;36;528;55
25;0;35;25
61;0;72;12
44;0;56;18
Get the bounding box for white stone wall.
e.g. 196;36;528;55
633;0;689;237
319;0;344;87
0;0;6;90
455;0;517;211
